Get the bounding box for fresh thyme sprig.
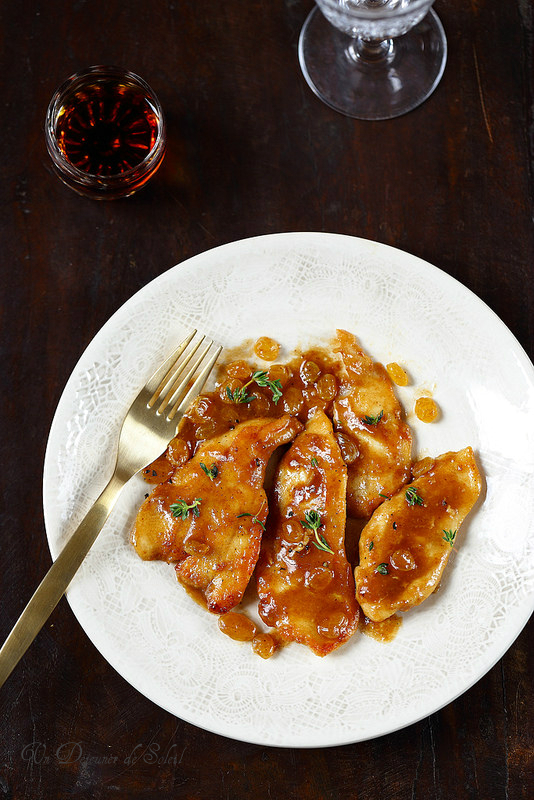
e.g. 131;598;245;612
362;409;384;426
300;510;334;555
170;498;202;520
200;462;218;481
226;370;283;405
236;512;266;531
225;385;256;404
442;528;457;547
251;370;283;404
405;486;424;506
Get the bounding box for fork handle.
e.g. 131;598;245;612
0;472;125;689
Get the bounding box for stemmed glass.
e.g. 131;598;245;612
298;0;447;120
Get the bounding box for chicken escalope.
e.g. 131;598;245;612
131;414;302;614
256;409;359;656
355;447;482;622
332;329;412;518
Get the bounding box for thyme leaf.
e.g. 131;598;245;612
405;486;424;506
236;512;266;530
300;510;334;554
250;370;283;404
376;563;389;575
442;528;457;547
170;498;201;520
226;385;256;404
362;410;384;426
199;462;218;481
315;533;333;553
226;370;283;405
300;509;322;532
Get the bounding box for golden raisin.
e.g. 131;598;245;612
194;419;218;440
283;386;304;415
300;359;321;384
166;437;190;467
225;360;252;380
252;393;271;416
184;539;211;557
415;396;439;423
267;363;291;388
252;633;277;659
218;612;257;642
305;566;335;591
254;336;280;361
188;395;216;422
316;373;337;401
283;519;305;544
390;549;416;571
386;362;409;387
335;432;359;465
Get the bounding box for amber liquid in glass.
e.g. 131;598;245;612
55;79;160;176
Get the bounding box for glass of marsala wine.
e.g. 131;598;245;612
298;0;447;120
45;66;166;199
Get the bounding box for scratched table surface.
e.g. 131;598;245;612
0;0;532;798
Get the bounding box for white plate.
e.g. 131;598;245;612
43;232;534;747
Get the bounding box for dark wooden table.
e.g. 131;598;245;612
1;1;532;797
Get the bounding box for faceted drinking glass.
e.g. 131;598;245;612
298;0;447;120
45;66;166;199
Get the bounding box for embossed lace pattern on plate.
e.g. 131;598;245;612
43;233;534;747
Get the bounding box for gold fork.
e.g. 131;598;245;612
0;330;221;688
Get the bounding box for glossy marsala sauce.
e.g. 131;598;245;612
256;411;359;656
355;448;482;622
140;337;408;658
139;334;452;655
144;340;347;484
356;465;466;606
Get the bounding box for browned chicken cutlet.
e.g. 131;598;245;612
355;447;482;622
131;414;302;614
256;409;359;656
332;329;412;518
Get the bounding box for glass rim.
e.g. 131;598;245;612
44;65;166;184
315;0;435;18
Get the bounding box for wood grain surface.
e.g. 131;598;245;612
0;1;532;798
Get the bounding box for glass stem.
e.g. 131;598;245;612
347;37;394;64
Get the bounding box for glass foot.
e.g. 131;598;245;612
298;7;447;121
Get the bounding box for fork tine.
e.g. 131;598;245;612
156;336;209;413
167;344;222;420
146;329;197;404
